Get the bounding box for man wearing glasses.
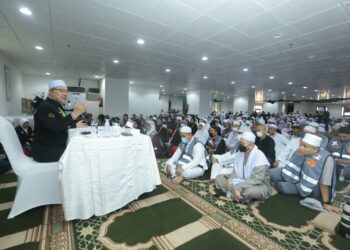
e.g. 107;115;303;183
32;80;88;162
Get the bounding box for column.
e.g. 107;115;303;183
101;77;129;116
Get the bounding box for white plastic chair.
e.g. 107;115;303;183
0;116;62;219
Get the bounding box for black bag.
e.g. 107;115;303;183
338;201;350;239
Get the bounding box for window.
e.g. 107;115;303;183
342;107;350;117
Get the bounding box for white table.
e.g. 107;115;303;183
59;130;161;220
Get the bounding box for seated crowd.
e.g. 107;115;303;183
1;108;348;215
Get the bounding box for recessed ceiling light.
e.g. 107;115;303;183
331;94;335;97
203;76;208;79
303;86;307;89
19;7;32;16
201;56;208;61
129;81;134;84
162;89;165;92
243;68;248;72
221;92;224;95
281;91;285;94
302;96;305;98
184;88;187;91
288;82;293;85
293;94;296;96
338;96;342;98
165;68;171;73
314;89;318;92
268;89;272;92
113;59;119;64
273;33;282;38
45;72;51;76
231;81;235;84
251;85;255;88
160;85;163;88
137;39;145;45
309;97;313;99
35;45;43;50
94;75;101;78
269;76;274;79
182;91;185;94
308;55;316;59
227;96;230;98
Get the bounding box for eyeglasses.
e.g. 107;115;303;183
52;88;68;94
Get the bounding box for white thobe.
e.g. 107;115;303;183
276;137;301;168
194;128;209;145
210;151;235;180
271;133;290;160
166;138;207;179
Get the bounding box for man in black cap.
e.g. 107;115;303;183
32;80;88;163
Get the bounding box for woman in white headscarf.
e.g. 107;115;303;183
145;120;163;157
194;121;209;145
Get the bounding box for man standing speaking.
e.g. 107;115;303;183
32;80;88;162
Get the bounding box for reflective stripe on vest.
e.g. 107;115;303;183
176;138;199;167
301;171;318;185
332;152;341;157
287;161;301;172
282;168;300;182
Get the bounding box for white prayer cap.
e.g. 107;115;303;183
318;127;325;133
180;126;192;134
233;120;240;126
48;79;67;89
176;117;182;121
19;117;29;125
304;125;316;134
223;119;231;125
199;121;206;127
302;133;322;148
268;123;277;129
309;122;319;128
241;131;256;143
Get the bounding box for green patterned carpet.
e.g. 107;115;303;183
1;160;350;249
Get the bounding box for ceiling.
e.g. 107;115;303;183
1;0;350;101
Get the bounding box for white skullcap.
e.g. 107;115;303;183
309;122;319;128
318;127;325;133
49;80;67;90
180;126;192;134
268;123;277;129
199;121;206;127
223;119;231;125
233;120;240;126
176;117;182;121
19;117;29;125
302;133;322;148
304;125;316;134
241;131;256;143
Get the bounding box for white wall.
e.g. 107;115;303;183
104;77;129;117
0;53;23;116
187;90;200;115
221;100;233;112
169;96;183;110
262;102;279;114
233;96;249;114
128;84;168;116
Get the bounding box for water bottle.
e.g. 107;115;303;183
226;191;232;199
104;118;110;137
339;169;345;182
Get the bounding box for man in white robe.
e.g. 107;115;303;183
215;132;272;203
194;121;209;145
165;126;208;184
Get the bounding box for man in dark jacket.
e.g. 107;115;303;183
31;80;88;162
15;118;34;156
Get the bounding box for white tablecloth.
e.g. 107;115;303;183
59;131;161;220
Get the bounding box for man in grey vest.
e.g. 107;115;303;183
327;126;350;181
270;133;337;213
165;126;208;184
